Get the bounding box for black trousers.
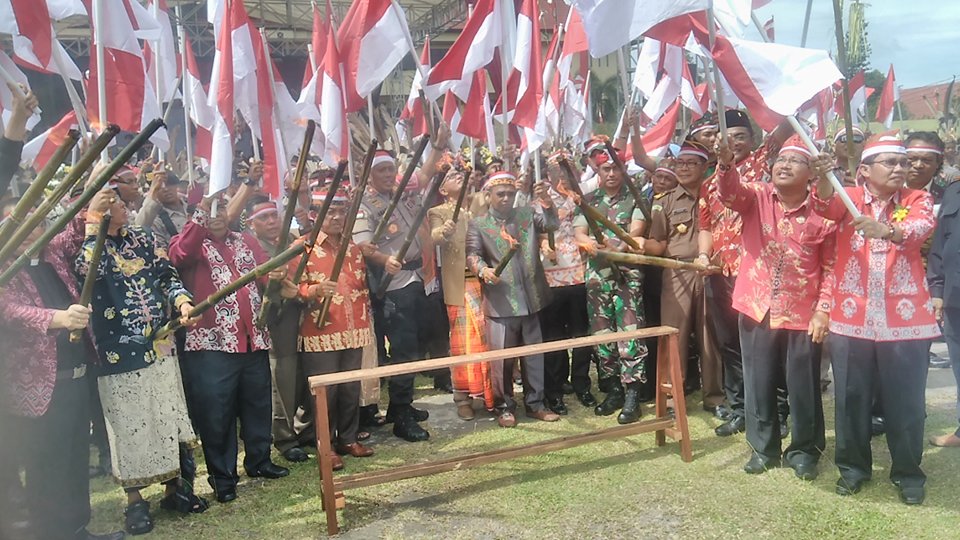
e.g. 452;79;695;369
381;282;428;407
9;376;91;539
706;275;745;416
541;284;592;397
181;350;272;491
943;307;960;436
642;266;663;395
302;349;363;446
739;315;824;465
830;335;929;488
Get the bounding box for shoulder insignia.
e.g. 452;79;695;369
654;192;667;200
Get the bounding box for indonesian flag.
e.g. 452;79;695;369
0;0;85;80
425;0;502;99
834;70;868;124
637;38;703;123
876;64;898;128
143;0;179;103
708;35;843;131
0;50;40;130
182;34;214;169
206;0;235;195
640;98;680;157
441;90;464;150
457;69;495;151
238;3;282;196
297;0;328;112
319;14;347;166
501;0;543;137
396;37;431;145
21;110;77;169
337;0;412;113
541;30;562;142
568;0;708;57
558;9;588;90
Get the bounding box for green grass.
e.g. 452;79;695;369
87;376;960;539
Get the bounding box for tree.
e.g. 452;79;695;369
843;0;872;77
589;73;622;130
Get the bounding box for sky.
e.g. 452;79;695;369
752;0;960;89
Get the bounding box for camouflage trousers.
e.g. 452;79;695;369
585;265;648;384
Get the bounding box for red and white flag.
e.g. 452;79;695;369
21;110;78;169
86;0;168;149
500;0;543;150
319;12;347;166
876;64;898;128
0;0;85;79
569;0;708;57
425;0;502;99
637;38;702;123
833;70;869;124
640;98;680;157
708;35;842;131
396;37;431;144
441;90;464;150
0;50;40;129
182;33;214;169
457;69;496;151
206;0;235;195
337;0;412;113
143;0;179;103
301;1;326;90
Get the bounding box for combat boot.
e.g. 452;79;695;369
617;382;643;424
594;380;624;416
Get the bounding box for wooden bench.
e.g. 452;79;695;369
308;326;691;535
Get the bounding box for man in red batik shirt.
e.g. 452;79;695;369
812;131;939;505
716;134;836;480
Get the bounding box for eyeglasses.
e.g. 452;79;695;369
674;160;704;169
868;157;911;169
774;156;810;167
837;135;865;144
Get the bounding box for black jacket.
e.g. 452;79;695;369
928;181;960;305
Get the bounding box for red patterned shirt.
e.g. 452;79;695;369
811;186;940;341
168;208;272;353
698;137;782;276
717;165;837;330
293;234;373;352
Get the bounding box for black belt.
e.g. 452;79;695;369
56;363;87;381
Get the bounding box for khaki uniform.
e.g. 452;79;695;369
649;186;722;407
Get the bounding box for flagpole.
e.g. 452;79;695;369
176;4;195;186
151;0;164;160
367;95;376;146
706;0;728;141
616;47;633;123
896;85;906;133
93;0;108;163
498;0;511;152
800;0;814;47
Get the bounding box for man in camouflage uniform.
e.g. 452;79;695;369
573;149;649;424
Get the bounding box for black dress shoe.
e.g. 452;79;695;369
594;383;624;416
899;485;925;505
282;447;310;463
386;405;429;423
836;477;867;496
77;530;126;540
359;404;386;428
714;416;745;437
392;413;430;442
743;454;780;474
547;397;569;416
208;478;237;503
575;390;598;407
247;462;290;479
562;382;574;395
123;500;153;536
792;462;819;481
714;405;733;421
871;416;886;437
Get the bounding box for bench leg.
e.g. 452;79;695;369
655;334;693;462
314;385;340;535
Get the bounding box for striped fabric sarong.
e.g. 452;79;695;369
447;278;494;410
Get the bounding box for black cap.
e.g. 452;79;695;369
724;109;752;131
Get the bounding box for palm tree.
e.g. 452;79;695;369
590;73;623;127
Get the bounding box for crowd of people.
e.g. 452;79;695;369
2;80;960;540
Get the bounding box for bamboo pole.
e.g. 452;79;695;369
70;211;111;342
603;141;650;221
373;171;444;299
832;0;858;177
595;250;712;272
706;0;729;142
289;160;349;286
92;0;108;163
0;126;119;265
786;116;861;217
312;142;379;328
0;120;164;288
371;134;431;242
450;169;470;223
0;129;80;249
153;242;307;341
256;120;317;328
